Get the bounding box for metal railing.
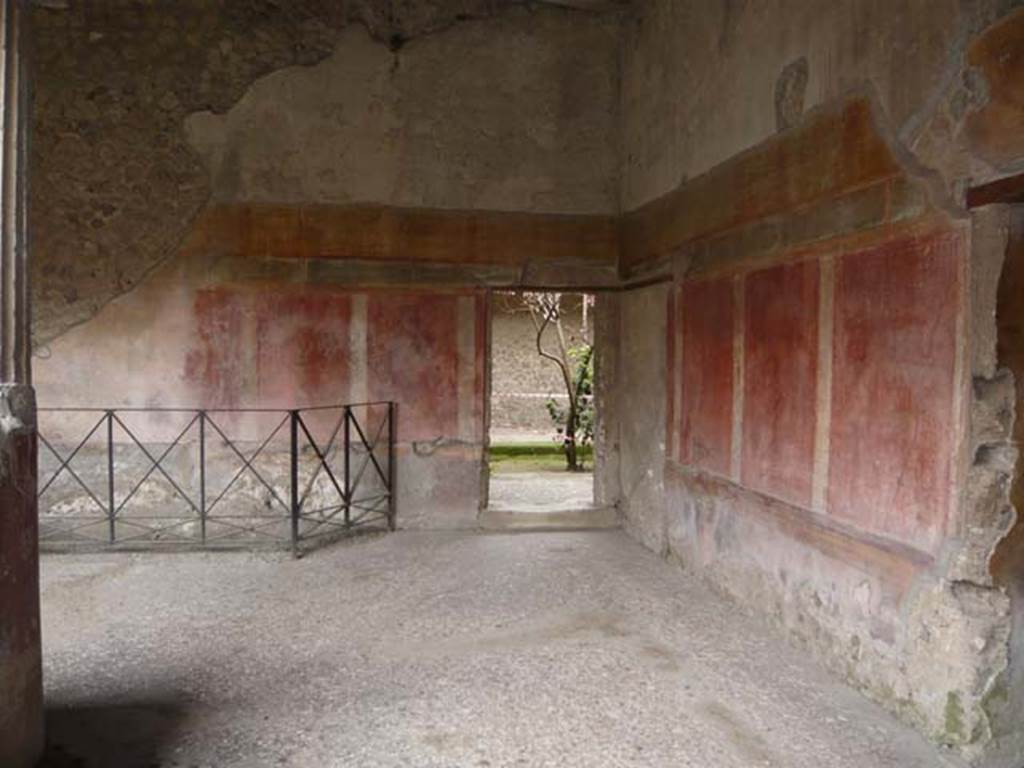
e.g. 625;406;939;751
36;402;396;554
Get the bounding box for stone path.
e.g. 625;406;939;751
488;470;594;512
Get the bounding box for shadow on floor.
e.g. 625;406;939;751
39;696;189;768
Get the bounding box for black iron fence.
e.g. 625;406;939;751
37;402;396;554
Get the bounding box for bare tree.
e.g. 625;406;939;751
520;292;593;471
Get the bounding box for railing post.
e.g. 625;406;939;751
343;406;351;528
289;409;299;557
198;410;206;545
106;410;116;544
387;401;396;531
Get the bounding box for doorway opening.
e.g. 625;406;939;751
482;291;612;529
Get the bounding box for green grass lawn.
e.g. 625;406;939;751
488;441;594;473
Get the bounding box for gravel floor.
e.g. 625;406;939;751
39;531;963;768
488;471;595;512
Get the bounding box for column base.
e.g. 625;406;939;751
0;384;43;768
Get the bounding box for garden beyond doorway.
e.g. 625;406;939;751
484;292;612;530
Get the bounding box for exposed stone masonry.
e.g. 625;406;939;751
30;0;617;344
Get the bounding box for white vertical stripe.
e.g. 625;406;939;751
730;275;745;481
812;255;835;512
349;294;368;424
671;286;683;461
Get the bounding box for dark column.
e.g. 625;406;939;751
0;0;41;766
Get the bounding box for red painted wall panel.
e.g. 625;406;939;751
367;293;461;442
742;261;819;506
254;292;352;407
185;287;352;409
185;288;483;445
679;277;734;476
829;232;961;552
185;288;249;408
